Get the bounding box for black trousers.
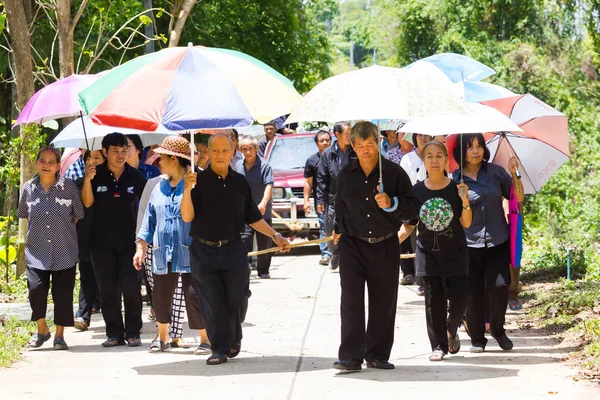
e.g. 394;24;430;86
338;234;400;362
466;240;511;346
422;275;468;353
241;219;273;276
190;238;248;355
90;245;142;340
399;231;415;276
324;205;339;261
75;245;100;322
27;266;76;326
152;271;204;330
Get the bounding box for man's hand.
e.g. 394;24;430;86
84;160;97;181
258;203;267;215
273;233;291;252
184;171;197;192
133;248;145;271
375;186;392;209
304;200;312;215
333;232;342;245
317;204;325;214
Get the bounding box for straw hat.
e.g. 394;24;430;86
153;136;193;160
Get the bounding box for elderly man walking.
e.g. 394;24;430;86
235;135;275;279
182;134;290;365
332;121;420;371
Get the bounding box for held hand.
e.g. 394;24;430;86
84;161;96;181
303;200;312;215
317;204;325;214
508;157;520;174
184;171;197;192
375;186;392;209
457;182;469;202
258;203;267;215
333;232;342;245
133;249;144;271
274;234;291;252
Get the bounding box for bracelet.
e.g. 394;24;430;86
272;232;281;241
462;204;471;210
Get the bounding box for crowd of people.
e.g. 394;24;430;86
17;119;524;368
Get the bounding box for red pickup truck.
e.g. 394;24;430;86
264;133;321;238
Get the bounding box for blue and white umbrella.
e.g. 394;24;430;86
406;53;496;82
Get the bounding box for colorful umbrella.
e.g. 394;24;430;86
481;94;569;194
15;74;101;125
405;53;496;83
79;45;302;132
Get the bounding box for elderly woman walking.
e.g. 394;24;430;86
18;146;84;350
399;141;471;361
134;136;209;353
452;133;524;353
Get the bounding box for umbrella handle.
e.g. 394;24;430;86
459;178;466;198
502;132;522;179
379;183;399;212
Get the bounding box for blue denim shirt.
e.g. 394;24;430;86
137;178;192;274
452;162;512;248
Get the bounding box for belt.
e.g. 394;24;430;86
357;232;395;244
193;236;237;247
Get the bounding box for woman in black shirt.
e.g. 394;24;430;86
399;141;472;361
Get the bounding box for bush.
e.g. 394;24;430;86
521;235;588;282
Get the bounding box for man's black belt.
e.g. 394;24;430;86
356;232;395;244
193;236;237;247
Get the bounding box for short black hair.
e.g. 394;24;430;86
263;122;277;128
83;149;105;163
314;130;331;144
101;132;128;151
176;156;191;169
230;129;239;140
125;134;144;160
333;121;351;135
453;133;490;168
350;121;378;145
413;134;433;149
36;146;61;163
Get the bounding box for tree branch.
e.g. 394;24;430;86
70;0;89;35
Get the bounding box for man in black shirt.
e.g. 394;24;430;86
82;133;146;347
181;133;289;365
332;121;420;371
316;121;354;270
303;130;332;266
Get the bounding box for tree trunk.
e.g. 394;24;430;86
144;0;155;54
4;0;36;277
56;0;75;78
169;0;200;47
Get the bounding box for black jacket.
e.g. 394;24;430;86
316;143;357;207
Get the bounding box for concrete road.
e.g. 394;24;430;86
1;249;598;400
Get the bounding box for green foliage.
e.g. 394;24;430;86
0;316;36;367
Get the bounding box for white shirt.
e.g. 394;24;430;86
400;150;426;185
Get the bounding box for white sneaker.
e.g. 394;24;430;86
469;345;485;353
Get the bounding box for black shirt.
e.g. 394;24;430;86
334;158;420;238
303;152;321;201
410;180;468;277
190;167;263;241
89;161;146;248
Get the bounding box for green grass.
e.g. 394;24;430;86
0;316;36;367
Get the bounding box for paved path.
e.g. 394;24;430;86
1;249;598;399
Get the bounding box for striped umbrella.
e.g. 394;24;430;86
79;44;302;132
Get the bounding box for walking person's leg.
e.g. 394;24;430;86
150;271;179;352
422;276;448;359
364;237;400;368
256;219;273;278
25;267;52;348
50;266;76;349
180;273;210;354
485;241;512;350
324;204;339;270
75;252;95;330
90;247;125;345
169;275;186;341
465;247;487;351
144;244;155;321
445;275;468;354
117;246;143;345
317;211;331;264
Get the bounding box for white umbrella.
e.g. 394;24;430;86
51;116;175;150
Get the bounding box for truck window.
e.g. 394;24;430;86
268;136;318;169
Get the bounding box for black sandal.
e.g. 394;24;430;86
207;353;228;365
26;332;51;348
228;343;241;358
102;337;125;347
126;336;142;347
149;339;170;353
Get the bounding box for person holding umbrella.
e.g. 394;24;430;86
452;133;524;353
332;121;419;371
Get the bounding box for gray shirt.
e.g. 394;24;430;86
452;162;512;248
235;157;274;219
230;150;243;169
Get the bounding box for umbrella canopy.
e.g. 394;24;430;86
463;81;516;103
405;53;496;83
79;45;302;131
51;116;175;150
15;74;101;125
285;65;472;124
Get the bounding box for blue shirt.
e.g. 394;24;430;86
139;163;161;180
137;178;192;274
18;175;84;271
452;162;512;248
65;156;85;181
235;157;274;219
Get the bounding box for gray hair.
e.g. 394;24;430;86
208;133;234;150
240;135;259;147
350;121;378;145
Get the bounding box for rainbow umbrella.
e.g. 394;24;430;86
79;45;302;132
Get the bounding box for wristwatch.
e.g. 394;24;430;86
463;204;471;210
272;232;282;241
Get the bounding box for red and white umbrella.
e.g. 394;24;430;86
481;94;569;194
